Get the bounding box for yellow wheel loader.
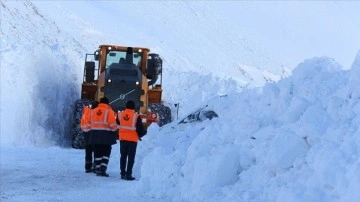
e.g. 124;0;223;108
71;45;171;149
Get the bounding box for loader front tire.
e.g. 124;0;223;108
71;99;94;149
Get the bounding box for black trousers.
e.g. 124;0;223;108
93;144;112;173
85;144;94;171
120;140;137;176
84;132;94;171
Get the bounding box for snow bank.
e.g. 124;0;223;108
0;1;87;147
137;54;360;201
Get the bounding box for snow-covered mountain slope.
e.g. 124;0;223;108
0;0;291;146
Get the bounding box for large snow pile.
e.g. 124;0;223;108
136;53;360;201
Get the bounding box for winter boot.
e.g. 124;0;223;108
97;171;109;177
91;165;96;173
97;167;109;177
85;164;94;173
125;175;135;181
94;167;100;175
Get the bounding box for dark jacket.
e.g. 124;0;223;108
89;130;117;145
136;116;147;139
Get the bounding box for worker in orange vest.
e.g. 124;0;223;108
88;97;118;177
80;101;98;173
117;100;147;181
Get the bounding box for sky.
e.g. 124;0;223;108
1;1;360;202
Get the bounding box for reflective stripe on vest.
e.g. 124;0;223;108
90;104;117;131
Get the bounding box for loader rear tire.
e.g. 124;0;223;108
71;99;94;149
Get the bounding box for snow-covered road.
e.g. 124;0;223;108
0;145;165;202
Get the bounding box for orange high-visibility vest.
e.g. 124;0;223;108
118;109;139;142
90;103;117;131
80;106;91;132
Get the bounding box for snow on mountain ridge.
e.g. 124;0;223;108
29;1;286;82
1;0;288;146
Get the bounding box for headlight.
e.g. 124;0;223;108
107;79;112;83
136;81;140;85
